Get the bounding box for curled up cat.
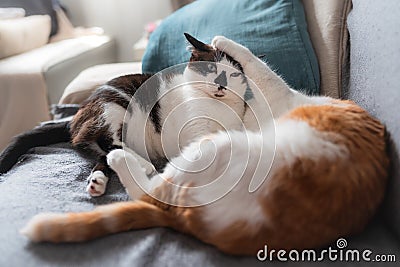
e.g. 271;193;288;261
20;36;389;255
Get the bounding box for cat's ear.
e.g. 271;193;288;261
184;33;213;52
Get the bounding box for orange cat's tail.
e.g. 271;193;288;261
20;201;173;243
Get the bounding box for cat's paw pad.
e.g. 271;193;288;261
86;171;109;197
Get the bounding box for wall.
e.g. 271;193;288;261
60;0;173;62
347;0;400;238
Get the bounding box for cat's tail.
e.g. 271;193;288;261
20;201;175;243
0;121;71;174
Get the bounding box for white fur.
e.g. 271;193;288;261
107;149;163;199
211;36;333;123
109;36;350;234
123;58;248;164
123;146;156;175
97;61;248;197
22;35;355;244
103;103;126;147
199;120;347;231
86;170;109;197
115;119;348;231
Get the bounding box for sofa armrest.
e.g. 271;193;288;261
59;62;142;104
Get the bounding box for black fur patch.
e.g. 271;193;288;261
106;74;153;98
134;75;161;112
0;121;71;174
191;62;218;76
92;156;112;177
95;86;130;109
188;48;244;77
117;123;123;142
97;125;114;153
132;75;162;133
149;102;162;133
214;71;227;87
223;53;244;73
71;73;155;151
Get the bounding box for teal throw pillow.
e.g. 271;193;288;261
142;0;320;95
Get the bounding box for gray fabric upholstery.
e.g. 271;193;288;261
346;0;400;239
1;143;399;267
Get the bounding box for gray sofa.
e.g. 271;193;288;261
347;0;400;247
0;0;399;266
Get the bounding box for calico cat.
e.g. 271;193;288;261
20;36;389;255
0;33;250;197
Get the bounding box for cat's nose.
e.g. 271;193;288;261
214;71;227;87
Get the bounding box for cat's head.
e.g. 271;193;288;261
183;33;248;102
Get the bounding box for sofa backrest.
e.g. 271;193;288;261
347;0;400;238
302;0;352;98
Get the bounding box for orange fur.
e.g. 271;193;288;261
22;201;175;243
21;100;389;256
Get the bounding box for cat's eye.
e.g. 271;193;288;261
208;63;216;72
230;72;242;77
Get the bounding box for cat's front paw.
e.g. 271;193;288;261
108;149;155;176
86;171;108;197
211;36;231;50
107;149;145;199
212;35;252;66
107;149;126;171
139;159;156;176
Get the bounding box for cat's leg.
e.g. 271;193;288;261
85;138;154;198
86;147;155;197
74;141;112;197
121;146;156;176
107;149;161;200
212;36;305;117
212;36;289;91
86;156;111;197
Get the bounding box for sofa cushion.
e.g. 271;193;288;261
142;0;320;96
0;0;59;36
0;15;51;59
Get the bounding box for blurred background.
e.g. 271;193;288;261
60;0;174;62
0;0;195;150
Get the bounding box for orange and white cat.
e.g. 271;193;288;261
20;36;388;255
